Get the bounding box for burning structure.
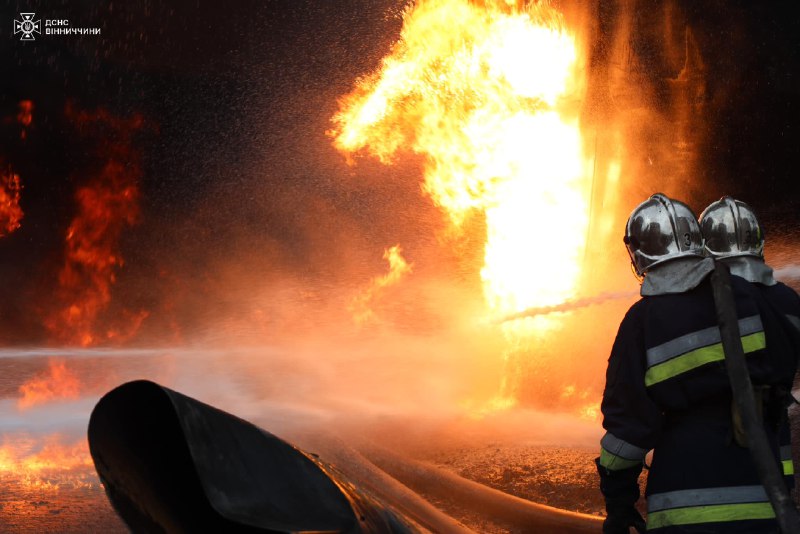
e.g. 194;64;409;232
0;0;799;531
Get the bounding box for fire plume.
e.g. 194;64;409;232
45;106;146;346
0;165;23;237
17;360;82;410
331;0;590;322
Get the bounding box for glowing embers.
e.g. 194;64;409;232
0;165;23;237
330;0;590;323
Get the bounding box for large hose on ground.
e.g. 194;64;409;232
710;260;800;534
88;380;423;533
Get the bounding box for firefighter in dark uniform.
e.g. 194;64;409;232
700;196;800;487
597;193;798;533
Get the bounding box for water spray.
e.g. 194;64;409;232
776;265;800;281
495;291;638;324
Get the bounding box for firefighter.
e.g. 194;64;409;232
598;193;797;533
699;196;800;334
699;196;800;485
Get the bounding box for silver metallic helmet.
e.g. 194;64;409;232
698;197;764;259
624;193;704;277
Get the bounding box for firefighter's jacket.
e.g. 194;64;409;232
756;278;800;485
727;256;800;483
599;272;800;533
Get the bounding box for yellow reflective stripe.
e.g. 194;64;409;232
647;502;775;530
599;447;642;470
740;332;766;354
783;459;794;476
645;332;766;387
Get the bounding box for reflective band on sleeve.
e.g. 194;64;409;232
787;315;800;332
781;445;792;461
601;432;648;460
648;485;768;512
647;486;774;529
599;447;642;470
646;315;762;368
598;432;648;471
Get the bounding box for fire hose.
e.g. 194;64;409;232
710;260;800;534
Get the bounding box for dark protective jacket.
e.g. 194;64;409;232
598;274;799;533
755;279;800;351
754;278;800;483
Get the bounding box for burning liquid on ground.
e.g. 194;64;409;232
0;346;608;532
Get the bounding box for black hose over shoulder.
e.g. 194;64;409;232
710;260;800;534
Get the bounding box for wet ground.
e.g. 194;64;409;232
0;474;123;533
0;440;605;533
2;395;800;533
422;443;604;516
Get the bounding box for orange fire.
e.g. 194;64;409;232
45;106;146;346
0;165;23;237
0;436;95;490
17;100;34;127
350;245;413;325
17;99;34;140
561;384;600;421
17;360;82;410
331;0;594;407
331;0;590;324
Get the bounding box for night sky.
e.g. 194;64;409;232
1;0;799;345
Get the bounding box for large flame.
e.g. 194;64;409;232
330;0;590;323
0;165;23;237
45;106;147;347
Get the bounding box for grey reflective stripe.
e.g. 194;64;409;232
646;315;763;368
601;432;647;461
787;314;800;332
648;485;769;513
781;446;793;461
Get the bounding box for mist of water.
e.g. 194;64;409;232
776;264;800;282
496;290;639;324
